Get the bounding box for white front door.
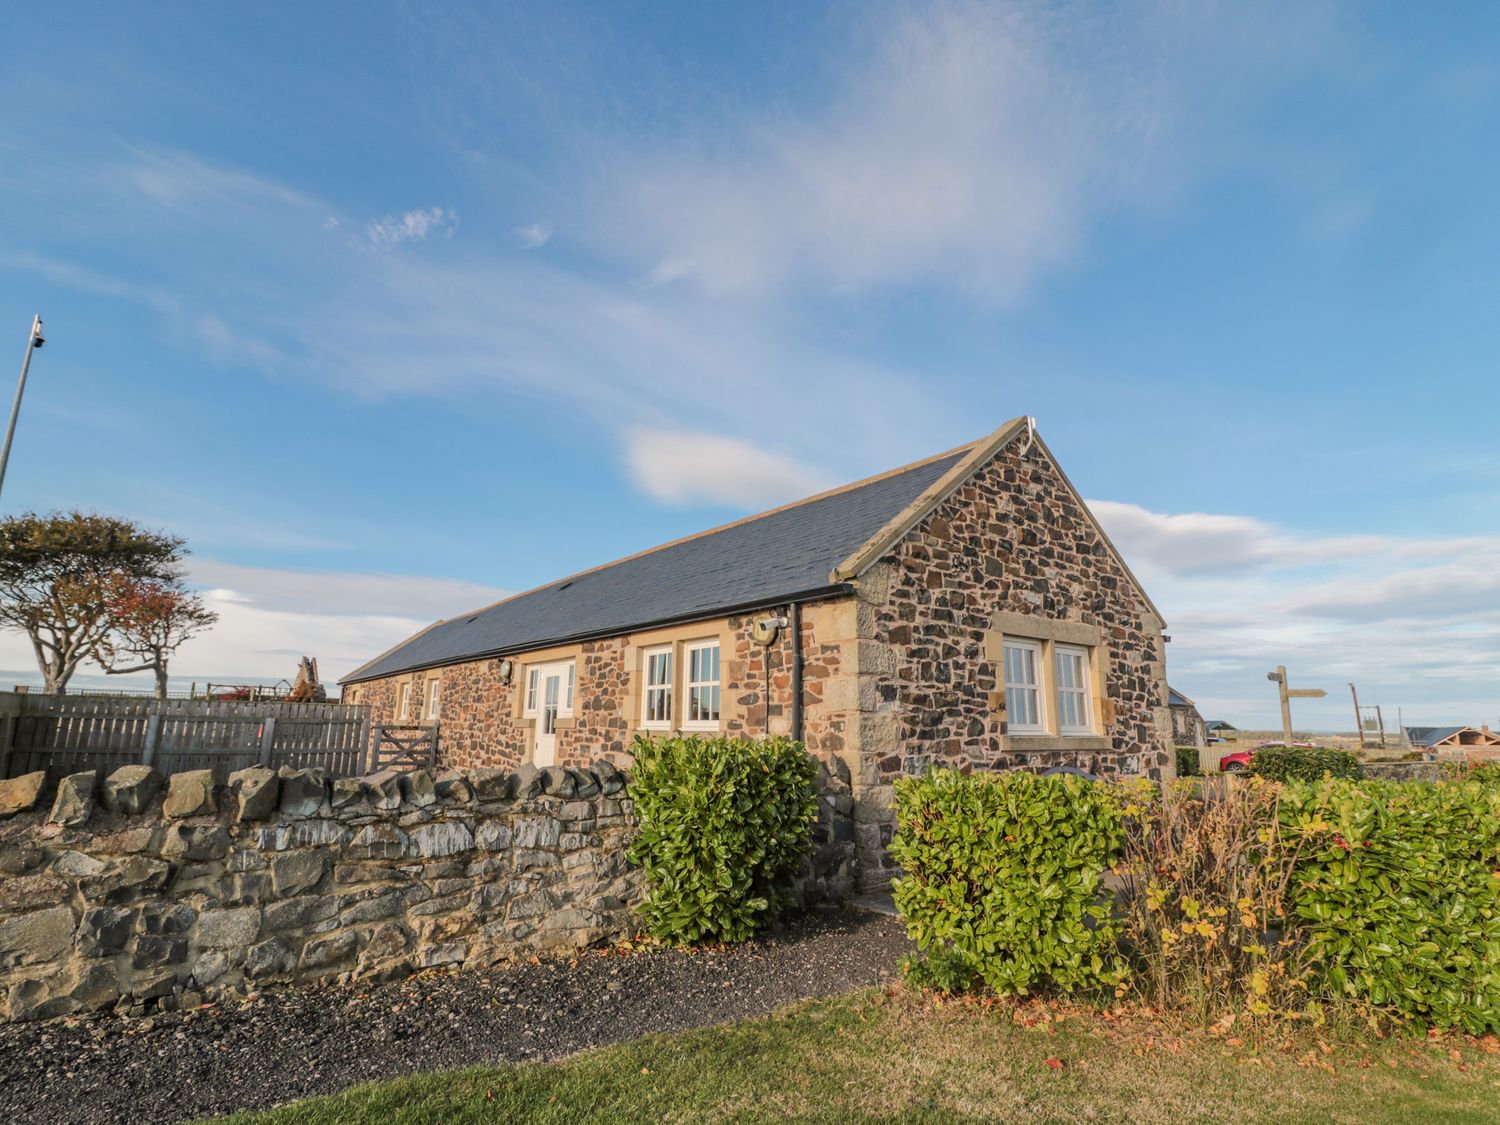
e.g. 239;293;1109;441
534;670;562;766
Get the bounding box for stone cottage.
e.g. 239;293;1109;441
342;417;1173;888
1168;686;1208;747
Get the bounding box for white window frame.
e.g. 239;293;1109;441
396;681;411;722
522;661;576;719
425;677;442;721
1003;638;1046;735
641;645;674;730
682;639;721;731
1053;644;1092;735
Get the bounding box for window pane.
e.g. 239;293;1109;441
644;649;672;725
1004;641;1042;730
684;643;720;725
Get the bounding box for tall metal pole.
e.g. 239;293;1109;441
0;315;45;503
1349;682;1365;749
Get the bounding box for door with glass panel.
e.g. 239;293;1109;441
526;661;574;766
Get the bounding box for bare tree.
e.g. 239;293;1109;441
0;512;186;694
98;580;219;699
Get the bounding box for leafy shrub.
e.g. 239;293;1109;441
625;734;817;945
1251;745;1362;783
1115;778;1311;1022
1278;777;1500;1033
899;947;979;995
889;768;1127;997
1175;746;1201;777
1444;760;1500;788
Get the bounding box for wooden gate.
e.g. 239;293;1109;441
367;724;439;773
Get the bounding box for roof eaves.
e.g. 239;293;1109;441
339;580;854;685
340;615;449;684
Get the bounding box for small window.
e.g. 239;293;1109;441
1003;639;1045;734
642;646;673;728
426;678;442;721
396;681;411;721
523;661;575;718
1053;645;1091;734
683;640;720;729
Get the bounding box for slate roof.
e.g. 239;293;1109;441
343;445;971;683
1406;726;1476;747
1167;687;1197;709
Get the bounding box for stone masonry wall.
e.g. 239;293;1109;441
0;747;855;1022
0;759;640;1023
848;440;1172;887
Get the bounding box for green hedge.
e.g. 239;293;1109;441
1278;778;1500;1032
1175;746;1201;777
1250;745;1362;783
625;734;817;945
889;768;1126;996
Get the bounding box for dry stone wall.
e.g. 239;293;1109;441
0;760;640;1022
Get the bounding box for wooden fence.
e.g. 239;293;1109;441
0;693;387;781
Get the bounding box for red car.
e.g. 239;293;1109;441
1220;741;1316;772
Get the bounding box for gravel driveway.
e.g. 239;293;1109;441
0;908;909;1125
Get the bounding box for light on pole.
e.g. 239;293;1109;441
0;315;45;503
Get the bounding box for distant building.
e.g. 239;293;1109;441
1168;686;1207;747
1206;720;1236;734
1405;726;1500;754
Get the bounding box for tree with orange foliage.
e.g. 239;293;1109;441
98;580;218;699
0;512;187;694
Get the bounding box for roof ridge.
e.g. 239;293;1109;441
409;436;982;631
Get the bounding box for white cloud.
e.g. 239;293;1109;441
0;561;508;690
366;206;457;246
608;1;1334;300
624;429;831;508
514;221;553;249
125;148;315;211
1090;499;1500;729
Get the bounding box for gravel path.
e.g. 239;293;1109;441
0;909;910;1125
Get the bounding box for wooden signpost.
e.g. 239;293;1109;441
1267;665;1327;743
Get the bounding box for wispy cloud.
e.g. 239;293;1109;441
514;221;553;249
1091;498;1500;727
606;1;1334;300
624;429;831;508
366;206;457;246
124;148;316;212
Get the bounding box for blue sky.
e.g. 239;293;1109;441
1;1;1496;729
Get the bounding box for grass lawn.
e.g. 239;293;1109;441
211;988;1499;1124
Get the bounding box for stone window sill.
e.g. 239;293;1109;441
1006;734;1112;753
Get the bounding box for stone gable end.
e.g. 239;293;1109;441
844;437;1171;888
